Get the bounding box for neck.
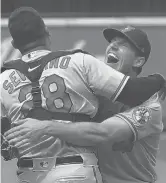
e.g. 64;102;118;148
21;45;51;55
128;71;138;78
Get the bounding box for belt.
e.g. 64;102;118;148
17;155;83;168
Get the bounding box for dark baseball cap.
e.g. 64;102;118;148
103;26;151;61
8;7;49;47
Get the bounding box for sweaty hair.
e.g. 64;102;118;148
8;7;49;48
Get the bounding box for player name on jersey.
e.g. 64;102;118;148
3;56;71;94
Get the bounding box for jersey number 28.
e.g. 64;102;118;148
18;74;73;117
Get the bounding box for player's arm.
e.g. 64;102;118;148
44;117;134;147
83;54;165;107
4;94;163;149
5;116;133;148
38;95;163;146
117;74;165;107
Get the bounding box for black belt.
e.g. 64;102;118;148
17;155;83;168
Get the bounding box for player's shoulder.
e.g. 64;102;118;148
1;58;21;82
62;49;96;66
0;66;13;78
68;51;85;60
142;92;162;110
116;92;162;123
120;94;162;127
0;69;9;90
124;94;162;120
66;49;94;58
1;58;20;72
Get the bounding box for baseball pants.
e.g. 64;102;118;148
16;153;103;183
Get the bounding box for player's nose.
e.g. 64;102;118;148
109;43;119;52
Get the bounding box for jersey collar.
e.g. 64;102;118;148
22;50;51;62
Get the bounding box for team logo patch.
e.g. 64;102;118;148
132;106;151;125
40;161;49;168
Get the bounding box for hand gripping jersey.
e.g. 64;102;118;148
0;49;128;158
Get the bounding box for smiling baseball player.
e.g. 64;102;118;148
1;7;166;183
6;26;166;183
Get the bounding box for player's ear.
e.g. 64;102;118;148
133;57;145;69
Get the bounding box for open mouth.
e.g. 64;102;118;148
107;53;119;63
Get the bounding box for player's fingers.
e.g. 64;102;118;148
15;139;29;148
19;144;32;155
4;128;27;140
4;125;24;137
18;142;30;149
8;135;28;145
13;119;28;126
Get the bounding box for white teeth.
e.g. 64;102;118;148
108;53;118;59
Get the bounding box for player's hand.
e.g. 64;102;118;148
4;118;51;148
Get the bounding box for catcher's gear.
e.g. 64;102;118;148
1;117;19;161
1;50;90;161
2;49;90;121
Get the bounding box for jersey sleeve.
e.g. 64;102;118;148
83;54;129;101
0;76;7;118
114;98;163;141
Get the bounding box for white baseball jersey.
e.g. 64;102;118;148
98;92;163;183
0;50;129;158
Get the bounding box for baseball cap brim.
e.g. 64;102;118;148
103;28;141;52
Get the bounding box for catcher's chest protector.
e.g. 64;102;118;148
2;49;90;121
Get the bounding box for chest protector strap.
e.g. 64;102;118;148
2;49;91;121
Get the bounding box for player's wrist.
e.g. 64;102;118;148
43;120;55;135
44;120;64;137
